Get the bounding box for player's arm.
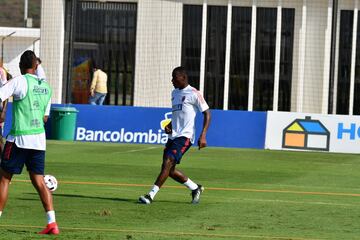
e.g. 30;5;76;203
198;109;211;150
164;121;172;134
0;76;18;104
43;99;51;123
0;99;8;123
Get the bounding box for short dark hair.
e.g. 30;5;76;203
93;60;103;69
172;66;187;77
19;50;37;71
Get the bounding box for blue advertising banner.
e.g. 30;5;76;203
3;104;267;149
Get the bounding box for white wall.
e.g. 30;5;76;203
300;0;329;113
40;0;65;104
133;0;183;107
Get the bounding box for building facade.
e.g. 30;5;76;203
41;0;360;115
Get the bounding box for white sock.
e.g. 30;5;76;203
183;178;198;190
46;210;56;224
0;211;2;217
148;185;160;200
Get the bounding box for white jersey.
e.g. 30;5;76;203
0;74;51;150
170;85;209;143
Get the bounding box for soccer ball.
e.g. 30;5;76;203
44;175;58;192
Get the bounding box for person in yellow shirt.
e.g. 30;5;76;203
89;63;107;105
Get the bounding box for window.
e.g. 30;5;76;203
64;1;137;105
354;11;360;115
204;6;227;109
336;10;353;114
181;5;203;90
228;7;252;110
253;8;277;111
181;5;295;111
278;8;295;111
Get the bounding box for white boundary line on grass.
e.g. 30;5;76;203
123;146;158;153
0;224;324;240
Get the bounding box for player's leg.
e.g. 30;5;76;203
139;137;204;204
26;150;59;235
0;168;13;216
29;172;54;212
0;142;25;216
169;166;187;183
139;154;176;204
168;137;204;203
169;166;204;204
168;137;196;186
139;139;176;204
154;155;177;188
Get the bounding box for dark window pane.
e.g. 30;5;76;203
254;8;277;111
354;11;360;115
229;6;252;110
65;1;137;106
278;8;295;111
337;10;353;114
205;6;227;109
181;5;202;90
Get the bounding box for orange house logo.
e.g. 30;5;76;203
282;116;330;151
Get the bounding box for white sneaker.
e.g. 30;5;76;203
139;194;152;204
191;185;204;204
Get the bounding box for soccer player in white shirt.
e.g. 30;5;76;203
139;66;211;204
0;51;59;234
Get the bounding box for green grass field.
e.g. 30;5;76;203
0;140;360;240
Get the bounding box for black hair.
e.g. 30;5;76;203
172;66;187;76
93;60;103;69
19;50;37;71
37;57;42;64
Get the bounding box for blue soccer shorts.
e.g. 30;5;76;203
163;137;192;164
0;141;45;175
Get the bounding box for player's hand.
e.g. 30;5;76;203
90;91;95;97
165;122;172;134
197;135;207;150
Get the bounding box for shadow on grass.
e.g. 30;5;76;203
23;192;137;203
21;193;191;205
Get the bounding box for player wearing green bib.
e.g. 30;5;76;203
10;74;51;135
0;51;59;235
